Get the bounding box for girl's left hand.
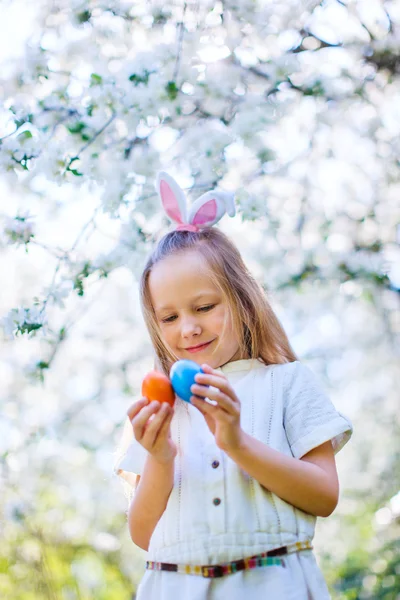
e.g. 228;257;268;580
190;364;243;452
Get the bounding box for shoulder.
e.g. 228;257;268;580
265;361;329;410
240;359;301;384
247;360;304;400
256;360;304;390
272;360;322;392
224;359;314;395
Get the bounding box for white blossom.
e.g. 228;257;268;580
2;213;35;246
43;279;75;308
0;2;398;595
1;306;48;339
235;188;268;221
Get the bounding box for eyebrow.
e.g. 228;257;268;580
156;292;216;313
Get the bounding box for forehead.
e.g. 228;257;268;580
149;251;220;311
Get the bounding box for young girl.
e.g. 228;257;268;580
114;172;353;599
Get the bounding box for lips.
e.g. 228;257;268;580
185;340;213;353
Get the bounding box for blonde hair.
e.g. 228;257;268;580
140;227;298;375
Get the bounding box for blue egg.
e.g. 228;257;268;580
170;359;206;403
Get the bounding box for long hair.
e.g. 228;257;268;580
140;227;298;375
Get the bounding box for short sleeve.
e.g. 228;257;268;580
283;361;353;459
113;417;148;486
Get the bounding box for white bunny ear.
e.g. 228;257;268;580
188;190;236;228
156;172;188;225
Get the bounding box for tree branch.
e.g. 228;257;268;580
172;1;188;82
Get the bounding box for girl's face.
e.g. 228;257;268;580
149;251;243;369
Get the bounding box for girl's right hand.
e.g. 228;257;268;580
127;398;177;465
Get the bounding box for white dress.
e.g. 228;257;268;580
115;359;353;599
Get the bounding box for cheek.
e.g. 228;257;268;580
160;325;175;341
215;311;238;347
158;325;175;349
211;307;231;333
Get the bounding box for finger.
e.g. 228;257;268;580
194;373;235;399
131;401;161;439
191;396;235;422
200;364;227;380
154;408;174;444
190;399;216;433
191;383;237;413
127;397;149;421
142;403;171;446
191;396;218;418
201;363;222;374
200;363;228;380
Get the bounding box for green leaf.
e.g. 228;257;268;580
17;130;33;141
37;361;49;370
129;71;151;86
73;262;92;296
303;81;324;96
67;122;86;134
76;10;91;23
19;322;43;335
90;73;103;85
258;149;274;163
166;81;179;100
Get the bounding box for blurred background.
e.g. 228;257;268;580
0;0;399;598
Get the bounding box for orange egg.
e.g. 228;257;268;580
141;371;175;407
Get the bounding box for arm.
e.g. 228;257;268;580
226;437;339;517
191;365;339;518
128;454;175;550
125;398;177;550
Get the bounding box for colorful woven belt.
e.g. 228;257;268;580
146;540;313;578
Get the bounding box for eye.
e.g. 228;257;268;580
198;304;215;312
161;315;177;323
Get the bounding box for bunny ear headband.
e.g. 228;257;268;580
156;171;235;232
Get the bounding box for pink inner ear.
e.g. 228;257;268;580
160;180;183;223
192;199;217;225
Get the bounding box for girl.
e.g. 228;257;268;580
114;172;352;599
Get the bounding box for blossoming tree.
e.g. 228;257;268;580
0;0;399;598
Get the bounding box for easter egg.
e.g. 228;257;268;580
170;359;206;403
142;371;175;407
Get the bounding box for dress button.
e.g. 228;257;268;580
213;498;221;506
211;460;219;469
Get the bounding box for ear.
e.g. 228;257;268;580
188;190;236;228
156;172;188;225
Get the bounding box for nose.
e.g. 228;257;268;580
180;314;201;339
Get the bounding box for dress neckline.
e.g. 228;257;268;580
217;358;268;374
